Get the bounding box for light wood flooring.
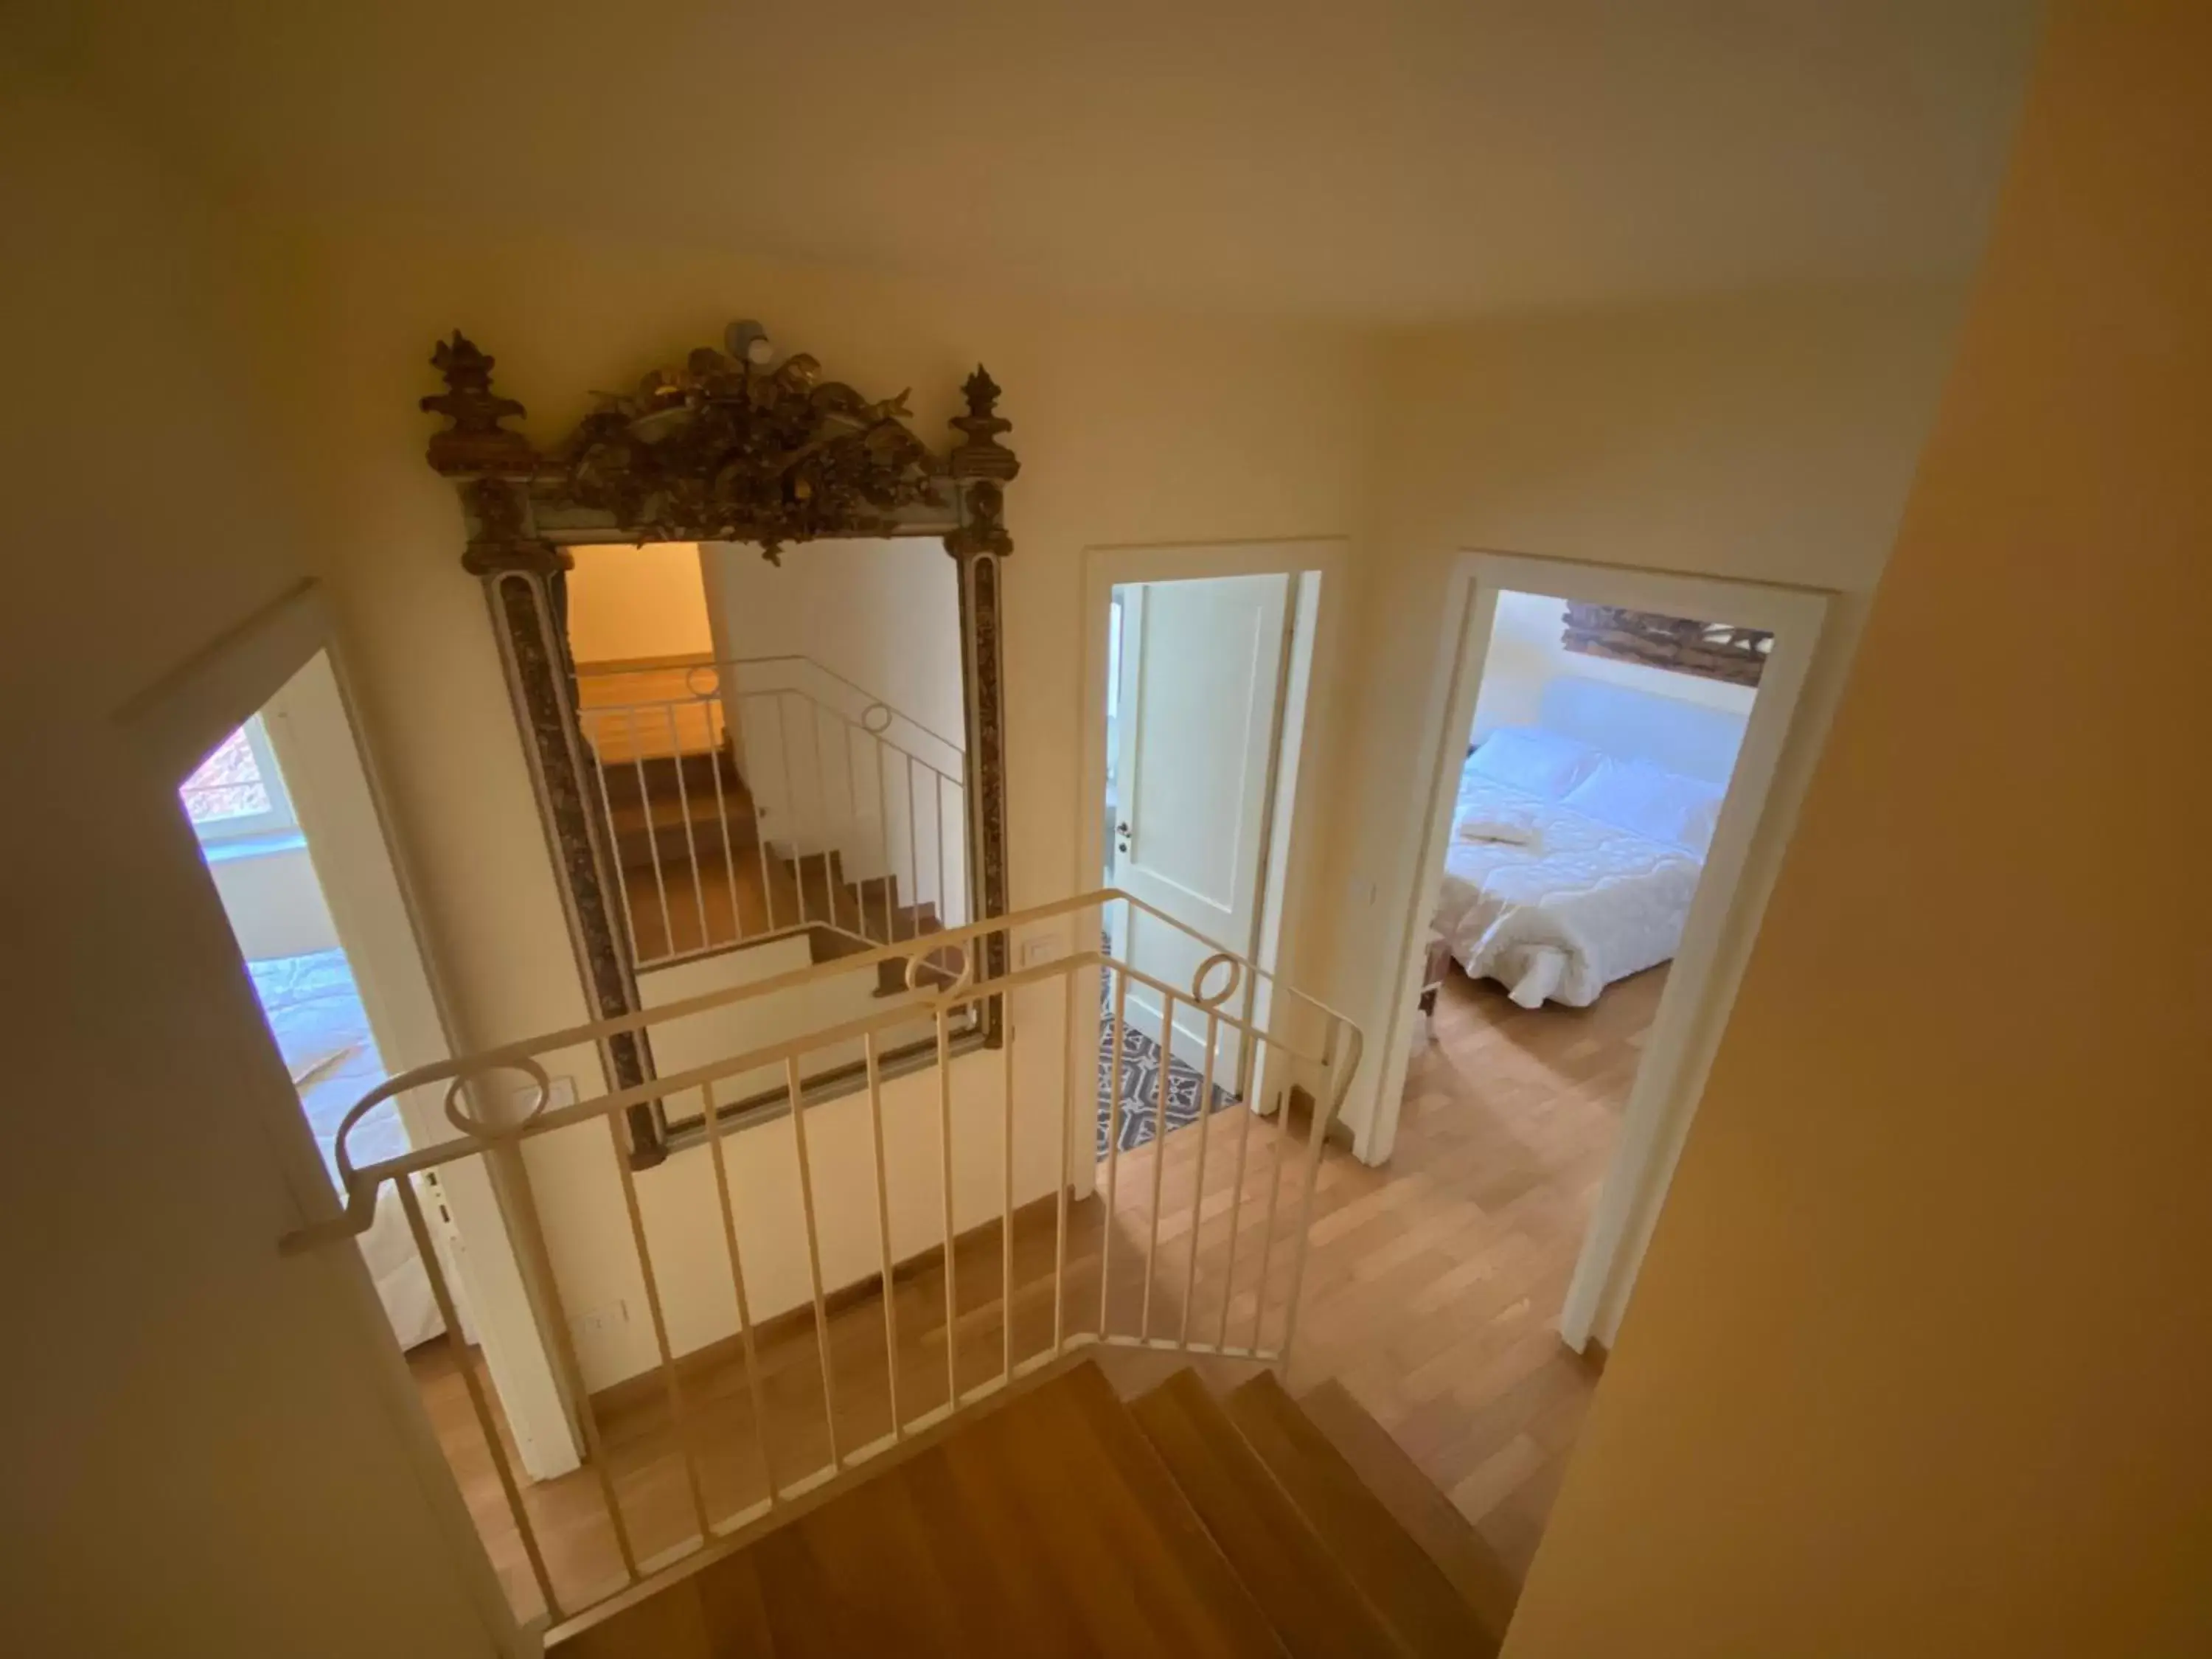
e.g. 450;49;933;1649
411;962;1660;1622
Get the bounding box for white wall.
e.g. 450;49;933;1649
1471;588;1757;742
206;841;341;960
273;220;1371;1392
0;58;510;1658
1312;286;1971;1155
704;537;966;746
565;540;716;664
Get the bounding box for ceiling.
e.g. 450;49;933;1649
21;0;2045;321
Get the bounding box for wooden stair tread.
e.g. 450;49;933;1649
750;1518;869;1659
557;1360;1512;1659
1296;1379;1522;1644
1130;1369;1401;1659
996;1361;1284;1657
782;1455;974;1655
1226;1372;1498;1659
1053;1359;1287;1658
900;1435;1097;1657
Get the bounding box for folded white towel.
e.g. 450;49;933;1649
1455;810;1543;849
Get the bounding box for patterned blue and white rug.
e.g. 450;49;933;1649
1096;960;1239;1158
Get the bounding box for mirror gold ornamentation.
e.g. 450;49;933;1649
420;325;1016;1165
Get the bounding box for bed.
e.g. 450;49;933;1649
248;950;448;1350
1434;725;1724;1009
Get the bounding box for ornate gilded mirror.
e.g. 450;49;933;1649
420;322;1017;1164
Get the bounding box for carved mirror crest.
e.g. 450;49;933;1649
421;323;1017;1164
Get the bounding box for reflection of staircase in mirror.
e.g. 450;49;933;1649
596;746;944;987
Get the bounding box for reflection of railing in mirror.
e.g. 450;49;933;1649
576;655;967;973
283;889;1359;1638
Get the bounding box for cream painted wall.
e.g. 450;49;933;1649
272;219;1372;1387
705;536;967;748
564;539;715;664
262;226;1983;1375
1312;283;1971;1150
1470;588;1756;742
1508;4;2212;1652
0;59;510;1659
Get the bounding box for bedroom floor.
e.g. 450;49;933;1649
407;961;1665;1617
1290;961;1666;1579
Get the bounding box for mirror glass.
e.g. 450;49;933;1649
563;537;979;1125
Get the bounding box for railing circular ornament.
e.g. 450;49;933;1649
682;664;723;698
906;940;974;998
441;1056;556;1141
1190;951;1243;1009
860;701;894;735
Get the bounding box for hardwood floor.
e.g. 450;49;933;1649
411;961;1663;1622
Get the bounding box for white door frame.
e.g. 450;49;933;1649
1366;552;1833;1352
120;582;582;1468
1073;539;1344;1187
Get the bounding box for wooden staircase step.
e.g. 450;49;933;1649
1225;1372;1499;1658
777;1459;972;1655
1296;1379;1522;1646
552;1360;1511;1659
593;746;738;806
1052;1359;1287;1658
1130;1369;1402;1659
996;1360;1284;1657
900;1436;1096;1657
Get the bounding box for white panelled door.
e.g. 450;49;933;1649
1107;574;1291;1086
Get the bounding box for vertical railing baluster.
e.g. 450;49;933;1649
585;711;644;967
1179;1009;1221;1347
1140;991;1177;1340
841;721;863;939
701;684;742;948
396;1175;562;1621
1217;1020;1262;1353
698;1079;777;1509
490;1117;640;1585
1251;1029;1295;1355
785;1056;840;1468
904;757;922;942
628;708;675;961
934;771;948;931
862;1034;902;1438
748;692;779;937
779;693;809;928
936;1002;959;1408
873;735;895;945
607;1114;713;1543
1273;1020;1339;1377
1099;964;1128;1339
808;700;838;935
1001;956;1017;1382
1055;967;1076;1357
667;703;711;954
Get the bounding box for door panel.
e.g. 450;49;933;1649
1108;574;1291;1085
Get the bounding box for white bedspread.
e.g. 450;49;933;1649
249;951;446;1350
1436;771;1703;1008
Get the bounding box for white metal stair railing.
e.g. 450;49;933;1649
574;654;967;971
281;888;1361;1639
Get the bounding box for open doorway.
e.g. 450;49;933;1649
173;639;581;1561
1318;552;1828;1586
1094;568;1319;1162
182;700;451;1349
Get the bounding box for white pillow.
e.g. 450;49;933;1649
1466;728;1606;801
1564;758;1725;853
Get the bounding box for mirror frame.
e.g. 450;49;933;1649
419;325;1017;1166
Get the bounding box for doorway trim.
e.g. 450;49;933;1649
1368;551;1833;1352
1072;538;1346;1193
